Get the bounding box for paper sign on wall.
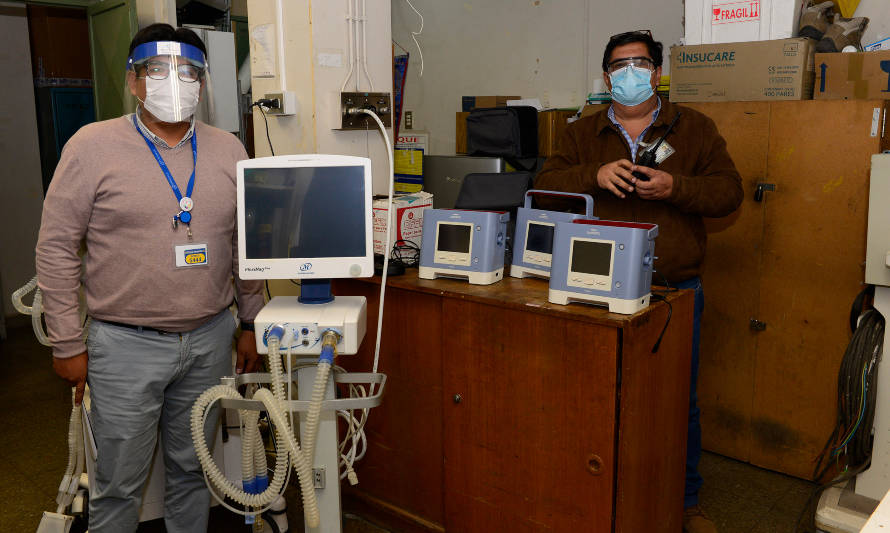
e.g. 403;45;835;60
250;23;276;78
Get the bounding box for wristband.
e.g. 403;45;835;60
240;321;255;332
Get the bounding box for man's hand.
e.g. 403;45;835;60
53;352;88;405
596;159;636;198
236;331;261;374
632;165;674;201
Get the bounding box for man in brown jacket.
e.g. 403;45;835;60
536;31;743;533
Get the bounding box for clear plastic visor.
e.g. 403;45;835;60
125;41;215;124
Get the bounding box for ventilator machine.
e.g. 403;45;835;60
418;208;509;285
548;219;658;314
509;190;596;280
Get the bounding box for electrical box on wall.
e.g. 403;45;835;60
337;92;392;130
263;91;298;115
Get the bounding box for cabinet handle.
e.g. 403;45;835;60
750;318;767;331
754;182;776;202
453;394;462;404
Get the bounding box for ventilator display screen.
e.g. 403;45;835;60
437;224;471;253
571;240;612;275
526;222;554;254
243;166;366;259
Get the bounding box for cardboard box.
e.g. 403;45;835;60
669;38;815;102
394;132;428;194
684;0;806;45
579;103;611;119
814;51;890;100
372;192;432;255
461;95;521;112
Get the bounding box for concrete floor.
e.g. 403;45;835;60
1;317;817;532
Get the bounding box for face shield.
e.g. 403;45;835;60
127;41;213;124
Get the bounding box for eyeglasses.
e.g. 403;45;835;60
606;56;655;73
609;29;653;42
137;60;204;83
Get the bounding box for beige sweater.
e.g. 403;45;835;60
36;115;265;358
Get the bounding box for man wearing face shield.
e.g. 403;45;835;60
35;23;265;532
536;31;743;533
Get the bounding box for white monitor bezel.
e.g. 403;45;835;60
237;154;374;280
566;236;615;290
433;220;474;267
522;220;556;267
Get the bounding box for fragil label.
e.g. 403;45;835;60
712;1;760;24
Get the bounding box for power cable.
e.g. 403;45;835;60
251;99;277;156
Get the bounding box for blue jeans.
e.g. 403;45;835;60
674;277;704;509
86;309;235;533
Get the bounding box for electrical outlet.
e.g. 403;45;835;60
263;91;297;115
404;110;413;129
313;467;325;489
337;92;392;130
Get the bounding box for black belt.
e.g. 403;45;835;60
99;320;173;334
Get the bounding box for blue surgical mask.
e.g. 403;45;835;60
609;65;654;107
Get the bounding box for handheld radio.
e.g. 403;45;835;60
632;111;681;182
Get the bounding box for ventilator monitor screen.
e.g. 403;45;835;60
237;155;374;280
526;222;555;254
437;223;472;253
571;240;612;276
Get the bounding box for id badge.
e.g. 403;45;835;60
175;243;209;267
639;140;676;165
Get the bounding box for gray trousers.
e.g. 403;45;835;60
86;309;235;533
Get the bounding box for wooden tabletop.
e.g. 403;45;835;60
335;271;690;330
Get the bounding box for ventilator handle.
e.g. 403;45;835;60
523;189;594;218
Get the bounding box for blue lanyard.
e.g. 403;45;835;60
132;115;197;224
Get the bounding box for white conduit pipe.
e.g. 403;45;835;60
340;0;356;92
360;0;374;91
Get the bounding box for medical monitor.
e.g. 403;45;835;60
568;238;614;285
524;221;555;259
434;220;474;266
237;155;374;280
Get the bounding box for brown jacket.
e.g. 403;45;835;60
535;99;743;284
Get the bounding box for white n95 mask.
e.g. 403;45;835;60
143;76;201;124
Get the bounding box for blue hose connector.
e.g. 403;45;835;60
243;477;259;494
267;325;285;345
319;344;335;364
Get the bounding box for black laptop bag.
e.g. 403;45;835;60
466;107;538;166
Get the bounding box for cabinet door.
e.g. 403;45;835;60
335;281;446;527
442;300;618;532
751;100;885;478
686;102;770;462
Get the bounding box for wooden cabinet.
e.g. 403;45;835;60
334;276;693;532
687;100;890;478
